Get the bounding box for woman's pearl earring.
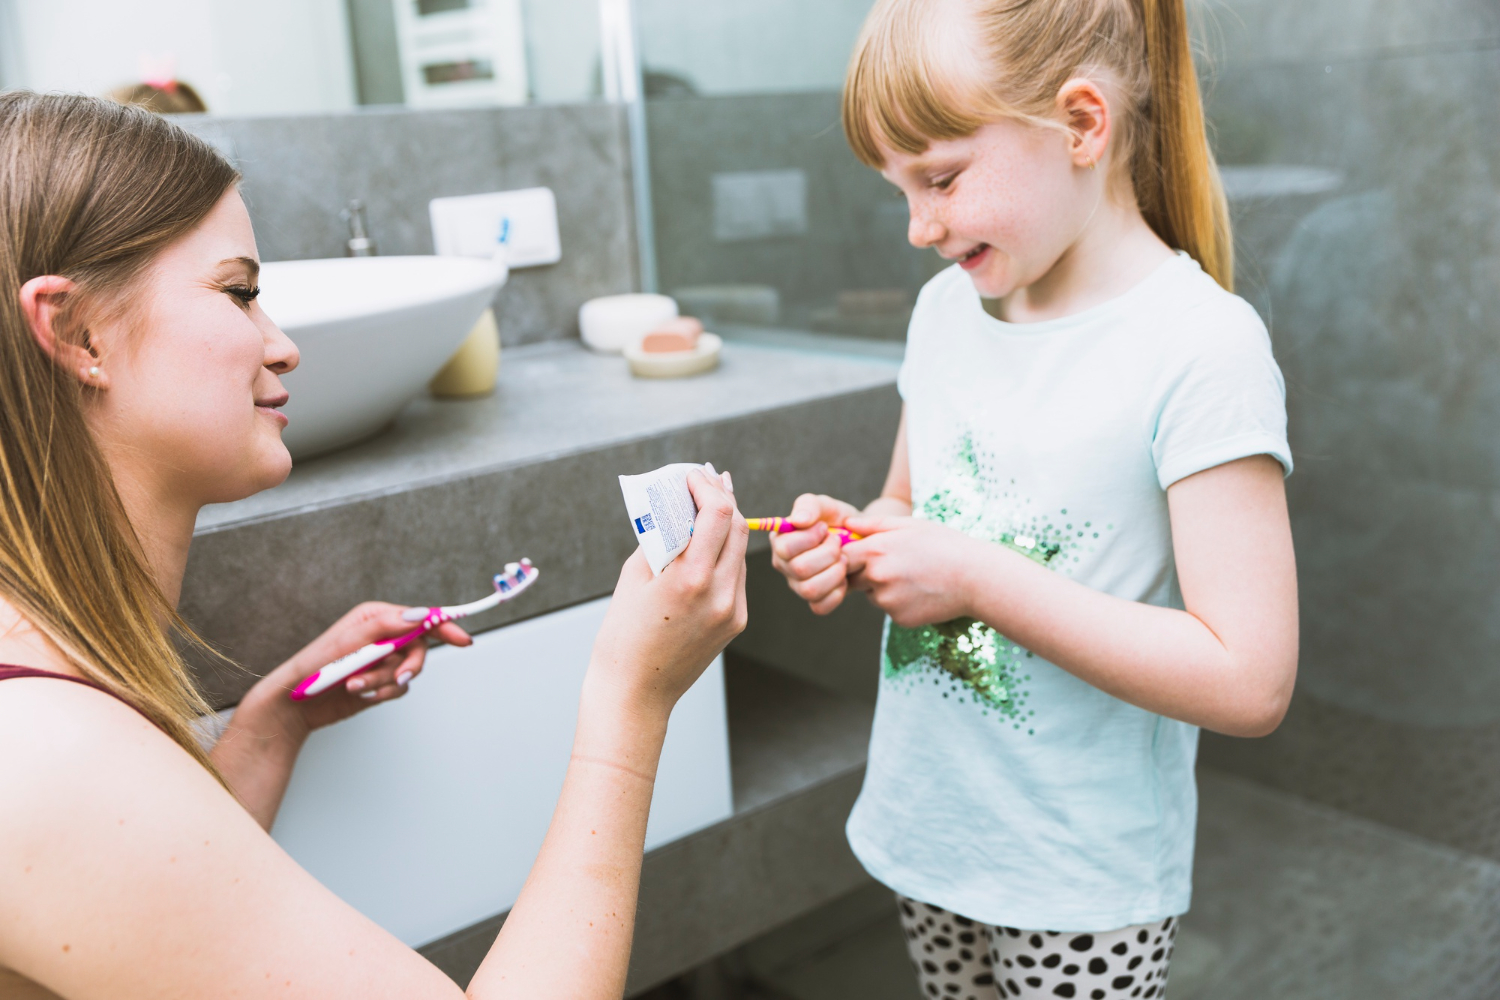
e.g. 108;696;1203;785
87;366;100;380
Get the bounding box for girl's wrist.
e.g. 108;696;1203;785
956;536;1006;620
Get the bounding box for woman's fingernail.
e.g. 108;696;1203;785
722;470;734;493
359;690;380;701
704;461;718;476
348;678;365;691
397;671;413;687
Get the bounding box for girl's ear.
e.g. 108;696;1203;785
19;275;109;389
1056;78;1112;171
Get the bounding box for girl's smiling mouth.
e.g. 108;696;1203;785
958;244;992;270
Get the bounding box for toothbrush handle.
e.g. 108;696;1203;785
290;619;437;701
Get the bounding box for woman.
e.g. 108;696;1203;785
0;91;749;999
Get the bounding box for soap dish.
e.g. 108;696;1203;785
624;332;722;379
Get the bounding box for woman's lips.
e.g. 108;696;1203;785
256;393;290;427
958;244;992;271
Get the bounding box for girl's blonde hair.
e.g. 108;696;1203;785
843;0;1233;290
0;92;240;777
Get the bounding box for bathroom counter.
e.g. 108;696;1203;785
182;337;900;706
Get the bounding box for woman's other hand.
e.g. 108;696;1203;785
212;602;472;829
587;467;749;721
768;493;862;615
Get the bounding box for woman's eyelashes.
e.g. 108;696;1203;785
223;284;261;307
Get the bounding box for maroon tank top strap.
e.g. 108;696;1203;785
0;665;158;726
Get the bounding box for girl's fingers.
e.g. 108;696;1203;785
810;582;847;616
787;531;842;580
792;558;847;604
843;514;901;536
770;522;829;562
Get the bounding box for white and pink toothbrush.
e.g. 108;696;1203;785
289;559;539;701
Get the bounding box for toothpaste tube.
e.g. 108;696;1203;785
619;463;706;574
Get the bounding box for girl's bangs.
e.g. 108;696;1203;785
842;3;990;168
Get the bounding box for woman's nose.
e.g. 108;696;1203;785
264;320;300;375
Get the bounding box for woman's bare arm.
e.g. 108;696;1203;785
0;470;748;1000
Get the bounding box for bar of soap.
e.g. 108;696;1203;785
640;316;704;353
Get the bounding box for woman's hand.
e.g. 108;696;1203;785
259;603;474;735
768;493;863;615
585;468;749;722
212;602;472;829
842;514;987;628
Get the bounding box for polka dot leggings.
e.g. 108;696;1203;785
897;894;1179;1000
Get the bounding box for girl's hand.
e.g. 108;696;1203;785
586;468;749;720
842;514;985;628
768;493;863;615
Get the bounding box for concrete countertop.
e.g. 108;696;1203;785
180;337;900;706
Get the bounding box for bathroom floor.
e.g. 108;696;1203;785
644;768;1500;1000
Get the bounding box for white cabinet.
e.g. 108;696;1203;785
270;597;733;946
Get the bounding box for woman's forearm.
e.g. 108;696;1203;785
960;545;1294;737
209;690;308;830
466;673;669;1000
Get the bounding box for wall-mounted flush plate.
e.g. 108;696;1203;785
712;169;808;243
429;187;561;268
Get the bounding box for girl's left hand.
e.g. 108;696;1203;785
842;514;983;628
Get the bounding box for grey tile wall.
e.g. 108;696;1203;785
181;103;638;346
645;92;946;337
1195;5;1500;861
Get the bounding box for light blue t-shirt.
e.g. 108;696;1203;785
845;254;1292;932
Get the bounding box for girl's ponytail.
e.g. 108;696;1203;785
1136;0;1233;290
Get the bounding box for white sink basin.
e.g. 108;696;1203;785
259;256;508;460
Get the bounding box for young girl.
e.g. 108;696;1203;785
770;2;1298;998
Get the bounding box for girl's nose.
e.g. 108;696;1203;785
907;207;944;249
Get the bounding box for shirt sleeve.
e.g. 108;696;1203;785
1149;298;1293;490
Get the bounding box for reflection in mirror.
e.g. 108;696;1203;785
638;0;936;345
0;0;602;115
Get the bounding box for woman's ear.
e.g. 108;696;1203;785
19;275;108;389
1056;78;1112;171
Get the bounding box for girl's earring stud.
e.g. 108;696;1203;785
87;366;100;380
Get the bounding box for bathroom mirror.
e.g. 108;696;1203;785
0;0;604;116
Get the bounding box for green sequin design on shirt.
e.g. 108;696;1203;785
882;432;1104;730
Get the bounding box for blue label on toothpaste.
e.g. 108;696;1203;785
635;513;655;534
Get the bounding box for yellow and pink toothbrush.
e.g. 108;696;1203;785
746;517;862;546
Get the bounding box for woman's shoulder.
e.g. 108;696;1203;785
0;672;187;816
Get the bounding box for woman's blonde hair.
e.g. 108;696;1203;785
843;0;1233;290
0;92;240;776
108;80;210;116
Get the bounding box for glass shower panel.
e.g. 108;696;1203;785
637;0;943;340
1186;0;1500;995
